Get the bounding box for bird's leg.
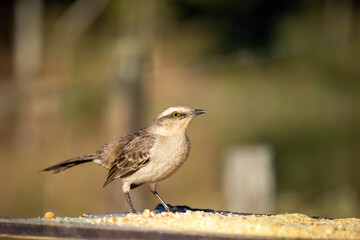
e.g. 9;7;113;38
153;190;171;212
148;183;176;212
123;182;136;213
124;192;136;213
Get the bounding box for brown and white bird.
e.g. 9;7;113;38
41;106;206;213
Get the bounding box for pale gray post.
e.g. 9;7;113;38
223;145;276;214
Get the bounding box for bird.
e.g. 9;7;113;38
41;106;206;213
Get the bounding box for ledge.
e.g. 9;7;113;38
1;206;359;239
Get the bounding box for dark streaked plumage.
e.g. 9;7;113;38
104;132;155;187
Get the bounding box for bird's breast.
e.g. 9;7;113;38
153;134;190;166
138;134;191;182
122;134;191;185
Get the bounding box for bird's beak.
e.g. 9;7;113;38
188;109;206;117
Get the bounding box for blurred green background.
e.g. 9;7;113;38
0;0;359;219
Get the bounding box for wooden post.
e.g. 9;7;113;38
223;145;276;214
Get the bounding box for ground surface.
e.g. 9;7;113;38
1;206;359;239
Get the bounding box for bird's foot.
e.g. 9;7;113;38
169;206;178;213
154;203;178;213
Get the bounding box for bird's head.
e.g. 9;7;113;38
149;106;206;136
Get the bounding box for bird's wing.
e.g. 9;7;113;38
103;132;155;187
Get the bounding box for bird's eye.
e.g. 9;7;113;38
172;111;179;117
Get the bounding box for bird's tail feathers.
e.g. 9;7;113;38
41;153;96;174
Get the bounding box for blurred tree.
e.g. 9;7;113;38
0;0;13;82
172;0;300;53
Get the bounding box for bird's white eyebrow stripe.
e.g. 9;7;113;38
157;109;177;118
156;106;192;118
158;112;187;122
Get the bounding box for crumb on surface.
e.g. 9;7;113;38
44;211;54;219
